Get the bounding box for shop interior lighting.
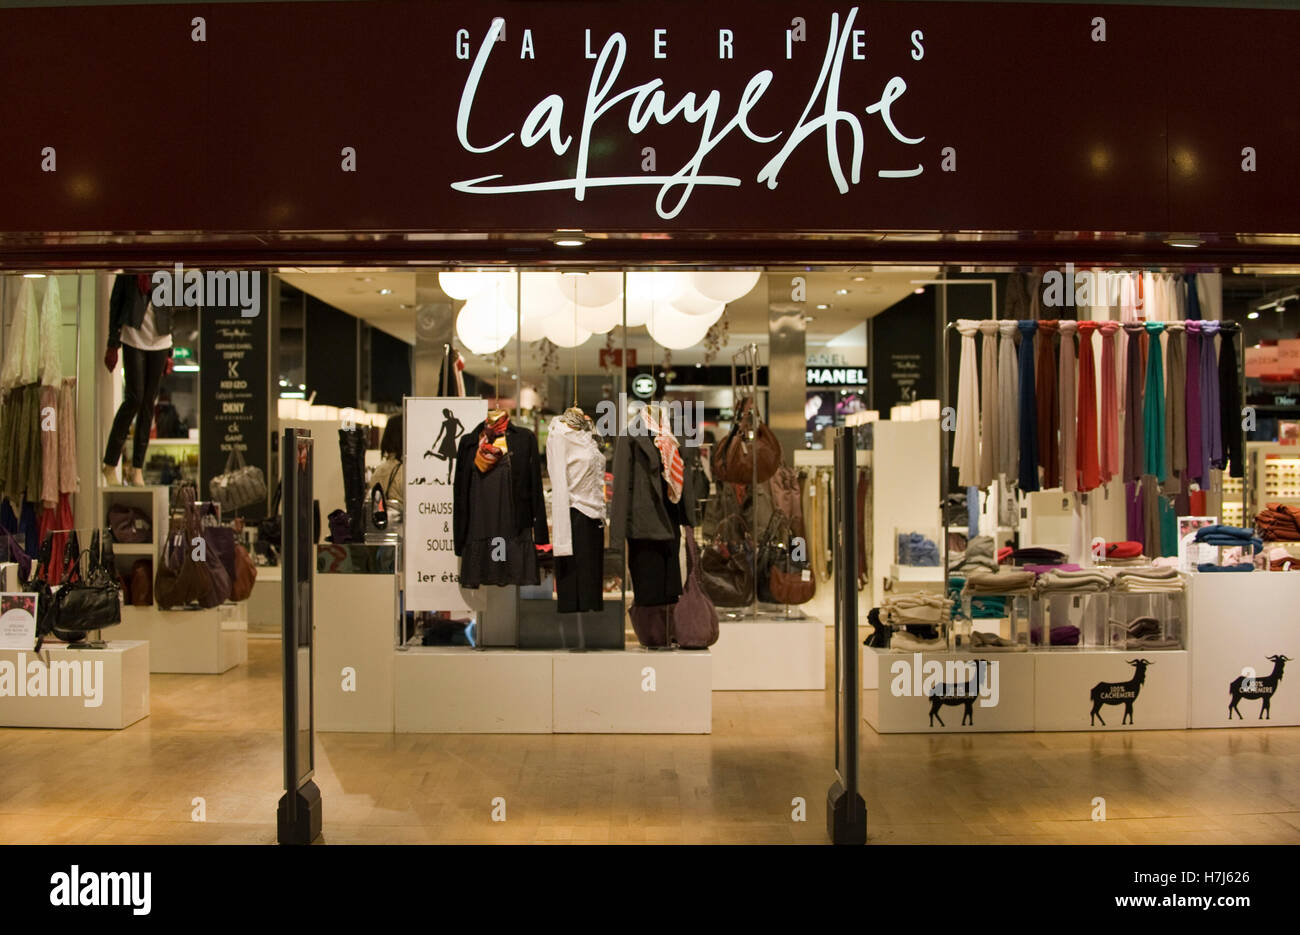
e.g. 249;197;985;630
173;363;200;373
551;230;589;247
1248;311;1260;320
1256;292;1298;314
22;272;46;279
1164;236;1204;248
377;288;392;295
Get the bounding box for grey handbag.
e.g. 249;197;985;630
208;448;268;515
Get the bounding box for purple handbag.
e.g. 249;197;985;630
0;528;32;583
107;503;152;543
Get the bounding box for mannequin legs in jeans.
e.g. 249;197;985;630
103;345;168;479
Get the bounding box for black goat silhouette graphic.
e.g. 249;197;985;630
1229;654;1291;720
927;660;988;727
1089;659;1152;726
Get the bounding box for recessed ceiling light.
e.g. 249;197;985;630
358;276;373;282
22;272;45;279
552;230;588;247
835;288;850;295
913;287;926;294
377;288;392;295
1165;236;1204;248
695;363;703;368
1248;311;1260;320
816;303;829;310
852;276;866;282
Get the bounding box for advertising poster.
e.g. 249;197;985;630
404;397;488;612
0;593;37;650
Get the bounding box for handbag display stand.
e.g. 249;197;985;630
704;346;827;690
100;486;248;674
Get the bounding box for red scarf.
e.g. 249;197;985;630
136;274;151;296
642;406;684;503
474;411;510;473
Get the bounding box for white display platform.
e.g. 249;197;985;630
1187;572;1300;728
315;572;396;732
554;649;712;733
395;648;554;732
1034;650;1189;732
113;603;247;674
0;640;149;729
710;618;825;690
393;647;712;733
246;565;282;636
863;648;1035;733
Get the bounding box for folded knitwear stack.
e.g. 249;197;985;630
1034;568;1112;593
1112;565;1185;593
950;535;998;573
1197;562;1255;573
1118;616;1181;650
1263;547;1300;572
963;569;1035;594
880;593;951;627
1194;524;1263;553
1003;547;1068;566
897;531;941;566
1255;503;1300;541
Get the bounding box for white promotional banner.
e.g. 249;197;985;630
404;397;487;612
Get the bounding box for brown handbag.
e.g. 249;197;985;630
769;560;816;605
230;542;258;601
674;531;719;648
768;465;804;538
712;397;782;484
155;491;213;609
130;558;153;606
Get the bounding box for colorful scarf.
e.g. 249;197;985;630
474;411;510;473
642;406;684;503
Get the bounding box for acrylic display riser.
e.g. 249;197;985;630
0;640;149;729
112;602;247;674
394;646;712;733
710;615;826;690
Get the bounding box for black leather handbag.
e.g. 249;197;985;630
699;514;755;608
25;536;56;651
52;530;123;643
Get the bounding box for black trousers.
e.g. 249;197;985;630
103;345;168;469
555;509;604;613
627;526;683;606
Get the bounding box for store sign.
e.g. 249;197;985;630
172;346;193;361
199;278;270;520
453;8;926;221
631;373;657;398
5;2;1297;236
404;397;488;612
806;367;866;385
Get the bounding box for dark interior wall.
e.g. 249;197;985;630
869;289;939;415
304;294;358;408
369;327;412;408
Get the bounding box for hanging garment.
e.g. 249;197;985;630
1141;476;1161;557
1143;322;1167;482
1016;321;1039;491
1035;320;1060;488
1201;320;1223;474
997;320;1019;479
952;320;981;488
39;384;59;508
1185;320;1205;485
1185;274;1202;320
1098;321;1121;485
1197;272;1224;321
0;279;40;390
1076;322;1101;492
1004;273;1034;320
1218;321;1244;478
37;276;62;386
545;416;607;559
1123;323;1146;484
1163;323;1187;494
57;378;78;495
977;320;999;488
1058;320;1078;494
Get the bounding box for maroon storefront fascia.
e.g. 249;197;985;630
0;0;1297;268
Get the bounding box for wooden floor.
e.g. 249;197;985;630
2;638;1299;845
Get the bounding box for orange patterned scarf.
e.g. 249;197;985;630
474;411;510;473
